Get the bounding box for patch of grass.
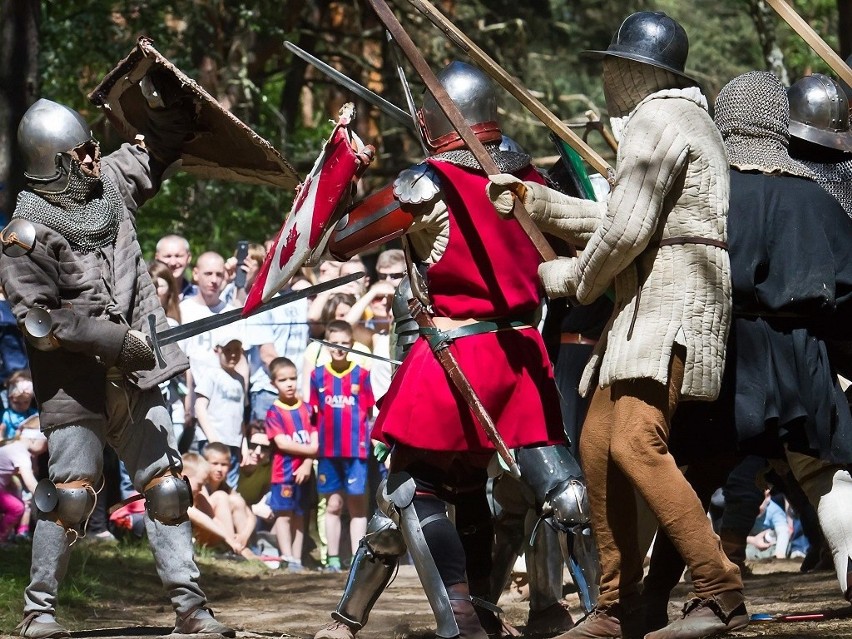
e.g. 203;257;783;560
0;539;268;634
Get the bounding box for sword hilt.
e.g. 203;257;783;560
148;313;167;369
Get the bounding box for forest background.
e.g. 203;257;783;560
1;0;850;258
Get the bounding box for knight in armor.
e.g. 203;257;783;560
787;72;852;217
0;79;234;637
488;12;749;639
312;61;599;639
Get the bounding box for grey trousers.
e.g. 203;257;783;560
24;382;207;617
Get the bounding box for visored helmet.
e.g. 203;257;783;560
17;98;96;191
417;61;502;154
788;73;852;153
584;11;697;87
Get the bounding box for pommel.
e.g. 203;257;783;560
0;219;36;257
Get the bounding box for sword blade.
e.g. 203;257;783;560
284;41;417;134
156;272;364;346
310;338;402;366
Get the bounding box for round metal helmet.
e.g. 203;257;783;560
17;98;92;183
584;11;697;86
788;73;852;153
418;61;502;153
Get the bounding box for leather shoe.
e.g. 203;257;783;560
553;607;622;639
526;600;574;635
644;596;748;639
173;607;236;636
16;613;70;639
314;620;356;639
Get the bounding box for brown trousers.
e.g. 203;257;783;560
579;346;743;608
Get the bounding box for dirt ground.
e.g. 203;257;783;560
2;554;851;639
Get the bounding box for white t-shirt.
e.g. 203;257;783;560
243;296;310;394
178;297;240;374
0;442;31;490
193;367;245;447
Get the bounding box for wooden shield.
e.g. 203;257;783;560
89;36;299;189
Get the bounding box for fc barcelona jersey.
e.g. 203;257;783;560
265;400;316;482
310;362;375;459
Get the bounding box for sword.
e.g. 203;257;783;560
310;338;403;366
385;30;429;156
284;41;416;134
147;272;364;368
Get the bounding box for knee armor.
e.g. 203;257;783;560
33;478;97;533
516;445;590;531
144;473;193;525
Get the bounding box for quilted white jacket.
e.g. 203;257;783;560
527;87;731;400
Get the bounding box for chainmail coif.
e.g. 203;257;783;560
714;71;815;179
14;160;123;252
431;143;531;174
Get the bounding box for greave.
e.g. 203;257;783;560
145;516;207;616
526;512;564;613
23;519;73;615
560;523;601;613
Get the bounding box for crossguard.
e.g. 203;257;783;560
147;314;167;369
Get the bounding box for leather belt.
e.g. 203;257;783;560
560;332;597;346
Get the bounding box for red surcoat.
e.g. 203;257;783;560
372;159;565;452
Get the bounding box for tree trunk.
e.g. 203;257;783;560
0;0;40;226
747;0;789;85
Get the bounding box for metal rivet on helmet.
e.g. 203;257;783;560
788;73;852;153
583;11;697;87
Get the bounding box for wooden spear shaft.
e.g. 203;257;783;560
765;0;852;87
406;0;615;183
366;0;557;262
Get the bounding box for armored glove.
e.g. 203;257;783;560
116;329;156;374
485;173;535;218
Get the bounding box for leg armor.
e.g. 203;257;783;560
515;445;601;613
377;474;459;639
144;472;193;525
332;509;408;630
33;479;97;538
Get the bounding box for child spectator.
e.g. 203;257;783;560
0;428;46;542
238;421;273;511
182;451;257;561
310;320;375;572
2;371;37;442
202;443;257;554
266;357;318;572
194;331;247;487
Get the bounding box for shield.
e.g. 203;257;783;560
243;104;372;314
89;36;299;189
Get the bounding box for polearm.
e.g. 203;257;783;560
147;272;364;368
366;0;556;263
765;0;852;88
405;0;615;184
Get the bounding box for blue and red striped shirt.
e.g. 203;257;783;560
310;362;375;459
265;400;316;483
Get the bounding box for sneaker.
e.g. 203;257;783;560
16;612;70;639
322;564;343;574
173;607;236;636
314;620;356;639
287;560;305;573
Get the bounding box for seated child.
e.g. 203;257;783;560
266;357;318;572
2;371;37;442
202;443;258;558
182;451;257;560
0;428;47;541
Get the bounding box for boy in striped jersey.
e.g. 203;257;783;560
266;357;318;572
310;320;376;572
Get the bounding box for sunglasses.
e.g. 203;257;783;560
376;272;405;281
249;443;270;454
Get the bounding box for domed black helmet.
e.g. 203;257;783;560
584;11;698;86
788;73;852;153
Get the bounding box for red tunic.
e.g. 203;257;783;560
373;160;565;452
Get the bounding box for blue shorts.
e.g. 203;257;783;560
317;458;367;496
269;482;306;515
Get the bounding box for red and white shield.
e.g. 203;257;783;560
244;106;371;315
